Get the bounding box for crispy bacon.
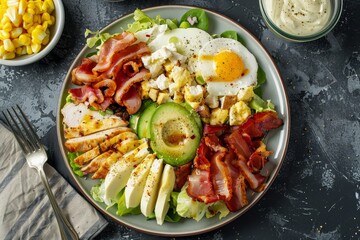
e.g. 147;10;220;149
71;58;100;85
187;169;220;203
248;143;272;173
105;42;151;79
93;79;117;97
193;139;211;171
237;160;266;191
174;162;192;191
186;112;283;211
240;111;283;139
93;32;137;73
69;85;104;105
203;124;229;135
114;68;151;105
121;83;142;114
223;152;249;211
210;151;232;200
225;129;252;162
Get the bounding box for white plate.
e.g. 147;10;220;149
56;5;290;237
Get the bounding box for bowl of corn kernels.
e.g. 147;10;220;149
0;0;65;66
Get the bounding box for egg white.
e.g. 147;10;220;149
196;38;258;96
148;28;213;73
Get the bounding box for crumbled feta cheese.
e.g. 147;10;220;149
155;74;171;91
205;94;219;109
184;85;204;103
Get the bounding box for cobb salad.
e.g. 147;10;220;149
61;8;283;225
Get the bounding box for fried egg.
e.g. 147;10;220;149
196;38;258;96
148;28;212;73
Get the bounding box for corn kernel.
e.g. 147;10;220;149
27;26;35;34
34;14;41;24
42;33;49;45
49;15;55;25
26;45;32;54
31;42;41;53
19;33;31;45
44;0;55;13
16;46;23;55
0;30;10;40
6;6;22;27
3;39;15;52
23;12;33;23
42;21;48;30
12;38;22;48
18;0;27;15
11;27;23;38
6;0;19;7
0;45;5;57
31;25;46;44
27;8;35;15
3;51;16;59
1;15;11;26
42;12;50;21
3;22;13;32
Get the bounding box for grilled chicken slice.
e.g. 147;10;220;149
62;102;128;139
92;152;123;179
81;150;114;175
74;131;138;165
92;139;146;179
64;127;132;152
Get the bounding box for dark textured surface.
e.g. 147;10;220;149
1;0;360;239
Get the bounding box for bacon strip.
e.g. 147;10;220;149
114;68;150;105
71;58;100;85
105;42;151;79
93;79;117;97
92;32;137;73
174;162;192;191
69;85;104;105
121;83;142;115
187;169;220;203
210;151;232;201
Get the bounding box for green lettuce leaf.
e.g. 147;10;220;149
116;189;141;216
127;9;166;33
67;152;84;177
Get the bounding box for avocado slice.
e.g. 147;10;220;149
129;99;153;132
150;102;201;166
137;102;158;138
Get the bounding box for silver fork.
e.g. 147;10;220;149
3;105;79;240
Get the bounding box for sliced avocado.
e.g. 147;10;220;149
180;103;202;134
129;99;153;131
150;102;201;166
137;102;158;138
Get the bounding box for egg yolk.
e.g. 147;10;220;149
201;50;247;82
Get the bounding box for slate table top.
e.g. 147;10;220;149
1;0;359;239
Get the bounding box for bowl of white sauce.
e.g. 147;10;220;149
259;0;343;42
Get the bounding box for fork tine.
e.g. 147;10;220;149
14;105;42;149
2;109;31;153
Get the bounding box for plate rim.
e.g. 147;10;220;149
56;4;291;237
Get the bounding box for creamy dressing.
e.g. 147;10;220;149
264;0;332;36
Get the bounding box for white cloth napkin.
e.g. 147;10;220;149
0;123;108;239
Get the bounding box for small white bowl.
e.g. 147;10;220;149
259;0;343;42
0;0;65;66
